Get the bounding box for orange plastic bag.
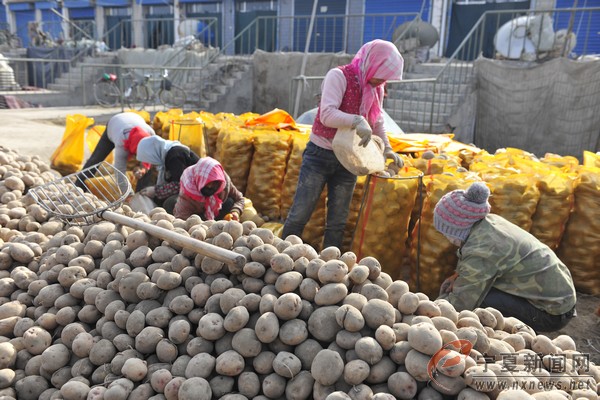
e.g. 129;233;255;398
244;108;297;130
51;114;94;176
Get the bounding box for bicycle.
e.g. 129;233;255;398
153;69;187;110
93;69;186;111
93;70;148;110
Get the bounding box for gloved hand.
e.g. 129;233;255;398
384;147;404;168
352;115;372;147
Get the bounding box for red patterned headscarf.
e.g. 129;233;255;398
179;157;226;220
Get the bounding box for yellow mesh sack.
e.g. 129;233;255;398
281;129;310;220
216;126;254;193
198;111;222;158
153;110;183;138
245;129;292;221
530;171;576;250
408;174;477;298
240;198;265;227
303;189;327;252
125;109;151;124
484;173;540;232
583;151;600;168
262;222;284;238
352;168;421;280
541;153;580;172
343;175;367;252
557;166;600;295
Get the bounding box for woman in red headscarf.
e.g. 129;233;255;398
282;39;404;249
174;157;245;221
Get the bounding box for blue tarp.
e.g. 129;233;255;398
26;46;91;88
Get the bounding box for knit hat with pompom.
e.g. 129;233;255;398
433;182;491;242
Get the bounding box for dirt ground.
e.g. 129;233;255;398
0;106;599;364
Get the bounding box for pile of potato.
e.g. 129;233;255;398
0;145;599;400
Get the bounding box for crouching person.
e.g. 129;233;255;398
174;157;245;221
434;181;576;332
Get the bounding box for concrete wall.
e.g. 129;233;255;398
252;50;353;115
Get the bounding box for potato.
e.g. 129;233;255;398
275;271;304;294
272;351;302;378
362;299;395;329
387;371;418;399
224;306;250;333
273;292;302;320
270;253;294;274
197;313;226;341
178;377;212;400
122;358;148;382
343;359;370;386
354;337;383;366
22;326;52;355
246;308;276;341
215;350;245;376
318;260;348;284
398;292;420;315
285;370;315;400
311;349;344;386
231;328;262;358
315;283;348;306
335;304;365;332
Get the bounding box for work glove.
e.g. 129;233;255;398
384;147;404;168
352;115;372;147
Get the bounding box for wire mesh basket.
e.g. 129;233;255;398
28;162;132;226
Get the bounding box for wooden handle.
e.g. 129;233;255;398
103;210;246;269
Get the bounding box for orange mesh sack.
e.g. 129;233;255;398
352;168;421;280
530;171;575;250
408;174;476;298
245;129;292;220
153;109;183;138
557;166;600;295
216;126;254;193
281;129;310;220
484;173;540;232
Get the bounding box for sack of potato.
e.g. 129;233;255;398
352;169;421;280
557;166;600;295
216;125;254;194
342;175;367;252
198;111;222;158
245;129;292;221
302;189;327;252
530;170;576;250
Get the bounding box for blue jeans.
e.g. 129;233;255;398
282;141;357;249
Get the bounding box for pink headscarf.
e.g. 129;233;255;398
349;39;404;125
179;157;226;220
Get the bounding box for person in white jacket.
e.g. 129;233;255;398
76;112;155;190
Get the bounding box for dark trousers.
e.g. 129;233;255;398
75;132;114;190
480;288;575;332
282;142;357;249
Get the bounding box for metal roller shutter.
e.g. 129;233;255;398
555;0;600;55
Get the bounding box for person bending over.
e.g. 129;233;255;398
434;182;576;332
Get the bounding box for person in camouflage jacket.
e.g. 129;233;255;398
434;182;576;332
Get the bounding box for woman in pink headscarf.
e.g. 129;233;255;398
173;157;245;221
283;39;404;250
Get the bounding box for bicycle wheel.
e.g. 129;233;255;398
125;84;149;111
93;81;120;107
159;84;187;110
